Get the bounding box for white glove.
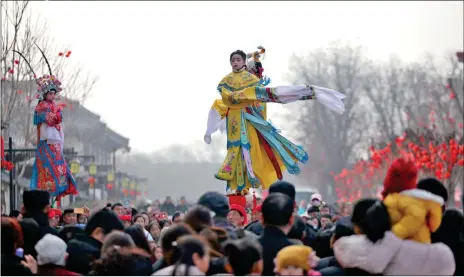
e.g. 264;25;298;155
204;135;212;144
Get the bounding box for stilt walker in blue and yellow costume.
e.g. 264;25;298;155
204;47;346;198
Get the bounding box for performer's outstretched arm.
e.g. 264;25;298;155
221;85;346;114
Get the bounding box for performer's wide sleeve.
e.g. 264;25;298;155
221;85;345;114
204;100;227;137
34;107;63;127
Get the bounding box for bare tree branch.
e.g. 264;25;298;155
1;0;99;147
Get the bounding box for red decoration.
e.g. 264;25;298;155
333;133;464;203
228;195;246;208
8;69;14;74
1;136;14;171
65;51;72;58
88;176;96;184
14;60;19;65
58;52;64;56
106;183;113;190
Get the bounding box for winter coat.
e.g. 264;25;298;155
334;231;455;275
258;226;294;276
161;203;176;216
176;204;190;213
129;252;155;276
38;264;81;276
23;211;58;238
316;256;375;276
244;220;264;236
66;234;102;275
152;257;169;273
213;217;237;240
384;189;443;243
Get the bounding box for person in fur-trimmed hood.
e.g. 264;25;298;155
382;158;444;244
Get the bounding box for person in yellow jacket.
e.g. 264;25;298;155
382;158;444;244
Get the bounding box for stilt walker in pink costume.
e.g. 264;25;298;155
14;45;78;204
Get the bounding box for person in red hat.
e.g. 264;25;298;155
228;204;248;228
119;214;132;228
382;158;444;244
48;208;61;229
251;205;262;222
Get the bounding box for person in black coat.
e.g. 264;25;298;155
66;208;124;275
245;180;296;237
258;193;295;276
161;196;176;216
19;219;41;258
316;217;354;275
21;190;58;238
176;196;190;213
197;191;237;240
431;208;464;276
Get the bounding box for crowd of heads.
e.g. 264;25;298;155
1;165;463;276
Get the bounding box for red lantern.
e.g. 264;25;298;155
444;172;451;179
106;183;113;190
88;177;96;184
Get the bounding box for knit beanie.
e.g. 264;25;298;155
276;245;314;272
417;178;448;203
198;191;230;218
35;234;67;266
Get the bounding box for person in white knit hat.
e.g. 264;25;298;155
34;234;80;276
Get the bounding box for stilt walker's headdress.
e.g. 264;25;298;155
13;43;62;100
246;46;266;79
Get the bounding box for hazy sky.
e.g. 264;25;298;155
29;1;463;153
